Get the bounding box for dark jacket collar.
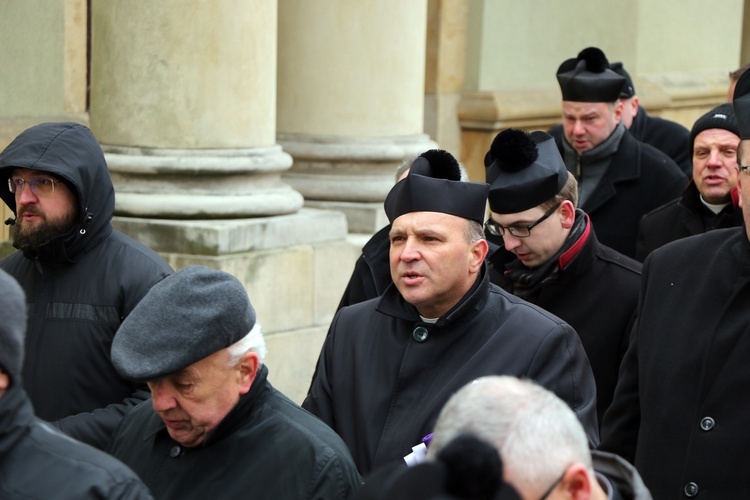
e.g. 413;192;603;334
627;108;649;140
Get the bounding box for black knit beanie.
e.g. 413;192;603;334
689;103;739;158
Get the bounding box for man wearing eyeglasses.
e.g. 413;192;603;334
0;122;173;450
304;149;598;476
427;377;651;500
485;129;641;425
599;72;750;499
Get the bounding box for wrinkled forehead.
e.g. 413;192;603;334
693;128;741;147
561;100;614;118
391;210;470;233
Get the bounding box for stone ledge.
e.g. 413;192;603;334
112;208;348;255
305;200;388;234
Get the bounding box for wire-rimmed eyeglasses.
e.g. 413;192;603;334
8;177;60;196
485;203;561;238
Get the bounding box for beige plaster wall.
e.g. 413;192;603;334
465;0;742;92
0;0;87;118
277;0;428;137
90;0;277;149
424;0;469;156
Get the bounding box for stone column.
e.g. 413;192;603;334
90;0;302;218
277;0;437;233
89;0;356;404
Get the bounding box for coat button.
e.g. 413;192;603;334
169;445;182;458
412;326;429;343
700;416;715;431
684;482;699;497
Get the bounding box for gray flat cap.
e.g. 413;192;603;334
112;266;256;382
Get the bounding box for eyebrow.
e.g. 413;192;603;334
495;217;535;227
389;227;448;239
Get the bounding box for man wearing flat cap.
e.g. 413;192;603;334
549;47;687;259
0;269;152;499
636;102;744;260
600;70;750;498
303;149;598;476
107;266;360;499
484;129;641;424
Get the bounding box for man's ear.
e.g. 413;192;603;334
560;200;577;229
237;351;260;395
0;369;10;397
470;238;489;274
560;463;594;500
613;100;624;124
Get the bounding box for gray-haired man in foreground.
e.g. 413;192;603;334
108;265;360;499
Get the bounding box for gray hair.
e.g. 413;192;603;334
226;322;267;366
464;219;486;243
427;376;591;499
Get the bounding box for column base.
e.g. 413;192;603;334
104;144;304;218
279;133;438;231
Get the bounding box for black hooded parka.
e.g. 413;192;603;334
0;122;173;449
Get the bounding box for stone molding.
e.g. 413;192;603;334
279;133;439;203
104;144;304;218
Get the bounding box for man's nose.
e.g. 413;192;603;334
150;382;177;412
15;181;39;205
572;121;586;136
706;150;723;167
399;239;422;262
503;233;522;251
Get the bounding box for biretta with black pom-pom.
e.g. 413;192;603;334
732;69;750;139
486;130;569;214
610;62;635;98
556;47;627;102
384;149;489;224
350;434;521;500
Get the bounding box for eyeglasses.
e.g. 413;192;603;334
485;203;561;238
8;177;60;196
538;469;566;499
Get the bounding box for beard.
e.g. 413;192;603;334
11;205;80;256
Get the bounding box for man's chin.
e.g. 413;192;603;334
11;215;77;254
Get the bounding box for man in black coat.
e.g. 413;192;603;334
108;266;361;499
549;47;687;259
611;61;691;176
484;129;641;424
599;70;750;499
303;149;598;476
636;103;744;261
0;269;152;499
0;122;173;449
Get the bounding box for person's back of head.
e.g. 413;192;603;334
0;269;27;395
728;63;750;102
428;376;593;499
